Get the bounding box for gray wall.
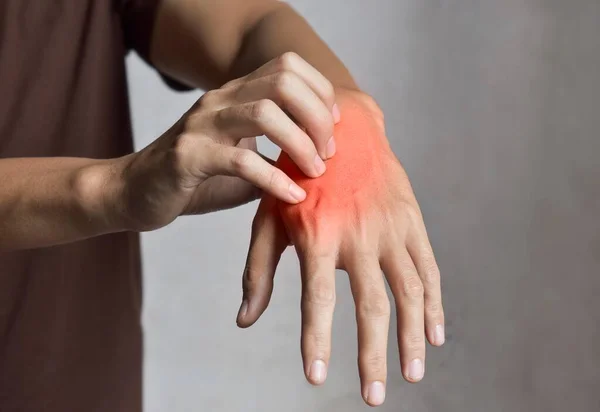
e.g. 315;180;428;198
126;1;600;411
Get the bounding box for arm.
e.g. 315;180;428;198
148;2;444;407
150;0;357;90
0;157;120;251
0;0;356;251
149;0;444;408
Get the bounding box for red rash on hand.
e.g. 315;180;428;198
276;95;393;251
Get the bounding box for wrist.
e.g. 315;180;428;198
72;156;131;235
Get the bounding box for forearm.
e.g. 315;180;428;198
0;157;123;251
151;1;357;90
230;3;357;90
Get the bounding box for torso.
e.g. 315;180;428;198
0;1;143;410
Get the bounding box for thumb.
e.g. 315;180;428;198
193;176;261;214
237;196;289;327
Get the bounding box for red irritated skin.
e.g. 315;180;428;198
276;94;390;256
238;90;445;408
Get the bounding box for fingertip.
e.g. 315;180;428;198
326;136;336;159
434;324;445;346
289;183;306;202
314;154;326;176
236;289;271;328
332;103;341;124
426;320;445;346
364;381;386;407
307;359;327;385
403;358;425;383
236;300;250;327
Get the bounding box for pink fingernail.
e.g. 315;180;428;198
408;359;424;381
332;103;341;124
309;360;327;384
326;136;336;158
435;324;445;345
289;183;306;202
314;154;326;175
366;381;386;405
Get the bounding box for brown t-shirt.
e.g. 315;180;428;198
0;1;184;410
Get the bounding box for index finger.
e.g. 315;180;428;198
234;52;337;112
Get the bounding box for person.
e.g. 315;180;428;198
0;0;445;410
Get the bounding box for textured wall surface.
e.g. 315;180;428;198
126;1;600;410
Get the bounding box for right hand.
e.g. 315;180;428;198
111;52;340;231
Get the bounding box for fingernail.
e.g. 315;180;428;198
237;300;248;320
435;324;445;345
326;136;336;158
366;381;386;406
314;154;326;175
289;183;306;202
408;359;424;381
332;103;341;124
309;360;327;384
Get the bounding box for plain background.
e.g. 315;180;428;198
126;1;600;411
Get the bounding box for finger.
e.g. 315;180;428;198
258;153;276;166
225;72;335;159
299;250;337;386
346;252;390;407
380;250;426;384
237;196;289;327
213;101;326;177
235;136;257;151
182;175;261;214
202;143;306;204
228;52;337;114
407;225;445;346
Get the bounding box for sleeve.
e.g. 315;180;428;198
119;0;193;92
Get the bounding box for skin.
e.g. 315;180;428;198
0;0;444;407
238;91;444;406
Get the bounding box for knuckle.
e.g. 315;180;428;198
401;276;424;301
250;99;276;124
273;71;298;94
359;291;391;318
230;149;252;175
197;90;220;108
358;94;383;119
425;300;443;316
306;330;329;350
277;51;301;71
242;265;261;292
267;169;285;190
322;78;335;102
421;258;440;286
243;258;263;281
181;110;207;134
304;276;335;308
404;334;425;351
363;351;386;371
221;78;240;89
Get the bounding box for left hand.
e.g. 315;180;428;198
236;90;445;407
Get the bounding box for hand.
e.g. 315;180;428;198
236;90;445;407
111;53;340;230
